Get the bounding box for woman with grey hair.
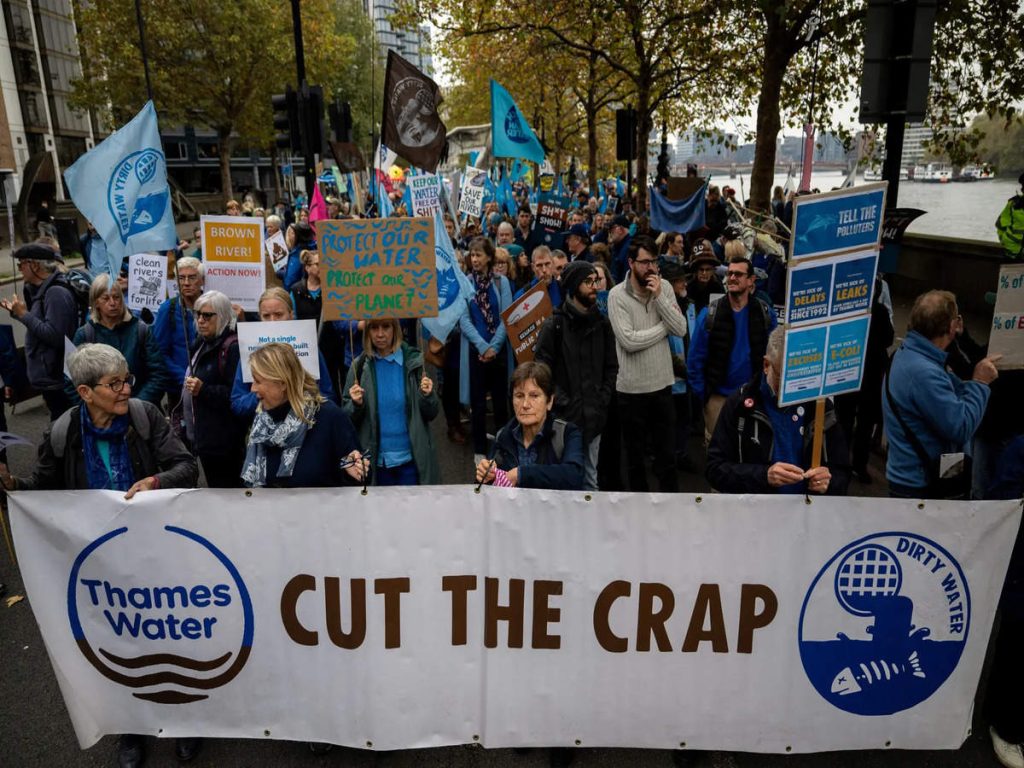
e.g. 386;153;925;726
68;273;168;405
0;343;196;493
182;290;245;487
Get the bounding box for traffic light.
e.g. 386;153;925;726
304;84;325;156
328;99;353;144
271;86;300;152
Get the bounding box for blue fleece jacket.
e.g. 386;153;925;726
883;330;990;489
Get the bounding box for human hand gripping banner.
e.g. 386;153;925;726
9;489;1020;752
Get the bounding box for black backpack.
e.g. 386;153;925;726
52;269;92;327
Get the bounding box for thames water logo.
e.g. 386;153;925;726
67;525;253;704
106;148;170;244
798;532;970;716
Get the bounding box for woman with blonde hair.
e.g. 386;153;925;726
242;342;365;488
343;318;440;485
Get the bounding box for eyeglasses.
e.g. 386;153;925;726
582;277;599;287
93;374;135;393
195;310;218;321
633;259;658;267
726;270;751;278
178;273;200;283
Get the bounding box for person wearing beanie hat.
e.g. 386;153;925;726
534;259;617;491
686;239;724;313
1;244;80;419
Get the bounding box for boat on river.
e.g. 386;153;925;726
911;164;951;183
954;164;996;182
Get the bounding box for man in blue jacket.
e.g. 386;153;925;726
882;290;1001;498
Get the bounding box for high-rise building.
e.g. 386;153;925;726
368;1;432;75
900;123;933;168
0;0;96;208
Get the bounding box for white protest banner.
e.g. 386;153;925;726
264;231;290;273
10;489;1019;754
63;336;76;379
408;174;443;218
201;215;265;312
127;253;167;312
989;263;1024;370
459;166;487;218
236;320;319;382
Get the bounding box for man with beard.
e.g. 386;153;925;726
608;236;687;492
534;261;618;491
687;254;777;443
685;239;724;312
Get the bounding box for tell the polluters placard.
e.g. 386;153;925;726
790;182;886;259
202;215;266;312
319;217;437;320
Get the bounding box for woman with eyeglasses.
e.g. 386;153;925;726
0;342;198;768
182;290;245;487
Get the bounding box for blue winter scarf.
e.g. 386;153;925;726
80;406;135;491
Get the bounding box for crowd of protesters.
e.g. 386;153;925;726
0;172;1022;768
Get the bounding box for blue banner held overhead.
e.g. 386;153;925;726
647;183;707;234
64;100;177;269
490;80;545;164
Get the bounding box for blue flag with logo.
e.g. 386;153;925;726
64;101;176;267
490;80;545;164
421;210;474;342
647;182;708;234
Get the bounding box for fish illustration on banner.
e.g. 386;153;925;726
64;101;176;262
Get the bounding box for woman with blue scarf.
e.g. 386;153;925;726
241;343;366;488
1;343;196;494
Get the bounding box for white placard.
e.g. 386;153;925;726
9;489;1019;754
408;174;443;218
459;166;487;218
127;253;167;311
264;231;289;273
235;319;319;382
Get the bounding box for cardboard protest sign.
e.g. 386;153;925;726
236;320;319;382
501;285;553;362
408;174;443;218
319;218;437;320
989;264;1024;370
127;253;167;312
264;231;289;272
459;166;487;218
202;215;265;312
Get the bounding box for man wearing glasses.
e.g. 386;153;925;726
153;256;205;411
686;254;777;443
608;236;686;492
534;261;618;491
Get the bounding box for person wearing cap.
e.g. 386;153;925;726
996;172;1024;259
1;244;79;420
534;260;617;490
564;223;593;263
608;214;633;284
686;240;724;312
608;235;687;492
686;253;777;444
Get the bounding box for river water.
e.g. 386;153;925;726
721;169;1018;243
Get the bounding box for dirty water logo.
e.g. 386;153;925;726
67;525;253;704
798;532;969;715
106;148;170;244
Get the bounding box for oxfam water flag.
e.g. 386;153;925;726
421;210;473;342
64;101;176;262
490;80;545;164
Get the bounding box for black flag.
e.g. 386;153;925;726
381;50;447;172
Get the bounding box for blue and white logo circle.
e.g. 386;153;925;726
106;148;170;244
799;532;970;716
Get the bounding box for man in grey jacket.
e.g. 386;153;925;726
608;235;687;491
0;244;79;420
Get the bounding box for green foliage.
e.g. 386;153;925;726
970;112;1024;174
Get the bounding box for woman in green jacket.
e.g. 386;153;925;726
342;318;440;485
